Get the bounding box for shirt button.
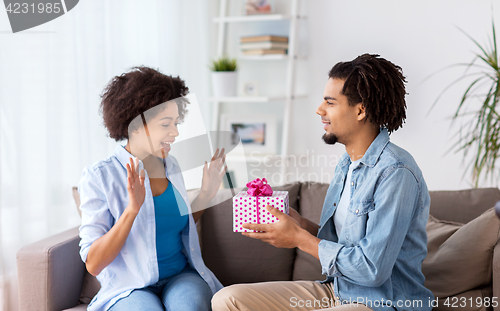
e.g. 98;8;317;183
351;182;354;186
355;209;359;214
201;272;204;275
191;248;194;251
336;296;340;300
333;203;336;206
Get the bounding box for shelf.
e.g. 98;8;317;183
239;54;288;60
207;94;306;103
213;0;301;185
238;54;307;61
213;14;290;23
207;96;286;103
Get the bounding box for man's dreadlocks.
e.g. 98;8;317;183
329;54;407;133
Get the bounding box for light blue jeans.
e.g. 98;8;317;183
108;265;212;311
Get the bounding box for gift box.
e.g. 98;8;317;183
233;178;289;232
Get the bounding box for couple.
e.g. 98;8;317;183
79;54;434;311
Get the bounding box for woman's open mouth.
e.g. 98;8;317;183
161;141;172;152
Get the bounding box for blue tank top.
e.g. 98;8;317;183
152;180;189;280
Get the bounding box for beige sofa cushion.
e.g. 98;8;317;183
292;182;329;281
423;208;500;298
79;272;100;304
429;188;500;224
63;304;89;311
433;286;492;311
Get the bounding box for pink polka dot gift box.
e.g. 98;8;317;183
233;178;289;232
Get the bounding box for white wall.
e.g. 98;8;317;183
0;1;213;310
209;0;500;191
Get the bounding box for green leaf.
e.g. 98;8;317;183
433;18;500;187
210;56;237;71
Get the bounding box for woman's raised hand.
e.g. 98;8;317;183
200;148;228;200
126;157;146;215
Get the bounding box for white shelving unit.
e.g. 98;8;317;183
239;54;288;60
212;0;302;185
207;94;305;103
213;14;290;23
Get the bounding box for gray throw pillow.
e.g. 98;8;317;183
422;208;500;298
79;272;100;304
432;286;492;311
292;182;329;281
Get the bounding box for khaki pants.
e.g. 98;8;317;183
211;281;373;311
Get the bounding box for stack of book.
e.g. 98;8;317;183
240;35;288;55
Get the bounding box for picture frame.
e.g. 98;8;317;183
220;114;277;155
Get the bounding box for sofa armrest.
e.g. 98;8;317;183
494;242;500;311
16;226;86;311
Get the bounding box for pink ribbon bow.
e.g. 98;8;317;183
246;178;273;225
246;178;273;196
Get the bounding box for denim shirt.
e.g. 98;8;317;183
317;128;434;311
78;146;223;311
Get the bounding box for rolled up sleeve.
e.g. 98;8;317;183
318;239;344;277
78;166;114;263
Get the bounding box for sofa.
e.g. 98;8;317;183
16;182;500;311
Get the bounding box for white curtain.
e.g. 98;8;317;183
0;1;211;310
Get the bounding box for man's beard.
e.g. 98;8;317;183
322;132;338;145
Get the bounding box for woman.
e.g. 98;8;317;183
78;66;225;311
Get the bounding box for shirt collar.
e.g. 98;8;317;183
113;145;175;172
339;152;352;167
360;127;390;167
339;127;390;168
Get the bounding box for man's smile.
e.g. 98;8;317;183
322;119;331;130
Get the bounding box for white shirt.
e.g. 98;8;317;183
334;157;362;238
78;145;223;311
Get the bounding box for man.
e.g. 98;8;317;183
212;54;434;311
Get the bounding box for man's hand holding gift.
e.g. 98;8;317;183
241;204;302;248
234;178;322;259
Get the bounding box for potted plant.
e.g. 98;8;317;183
429;19;500;187
210;56;238;97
